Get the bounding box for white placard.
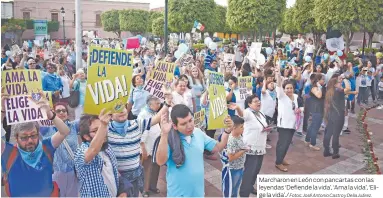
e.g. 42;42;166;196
223;53;235;63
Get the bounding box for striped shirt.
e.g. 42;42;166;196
204;52;216;68
107;118;152;171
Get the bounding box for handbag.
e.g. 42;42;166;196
68;81;80;108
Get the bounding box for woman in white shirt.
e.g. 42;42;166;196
304;39;315;57
138;95;162;197
57;65;71;104
274;65;301;172
172;79;194;112
235;94;270;196
179;75;195;112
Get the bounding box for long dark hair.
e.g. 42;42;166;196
324;78;338;124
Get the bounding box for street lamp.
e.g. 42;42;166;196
60;7;66;44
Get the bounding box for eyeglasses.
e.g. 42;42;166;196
56;109;67;114
19;134;39;142
252;100;261;103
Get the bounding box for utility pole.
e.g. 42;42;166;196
164;0;168;54
75;0;82;70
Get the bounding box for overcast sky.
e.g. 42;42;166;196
148;0;296;9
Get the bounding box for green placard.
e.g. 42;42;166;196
34;20;48;35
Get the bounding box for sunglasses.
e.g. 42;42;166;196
19;134;39;142
56;109;67;114
292;101;296;110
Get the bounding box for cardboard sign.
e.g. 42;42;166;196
238;76;253;100
143;61;176;101
194;109;205;129
84;46;134;115
206;71;228;130
179;54;193;67
248;42;262;65
223;53;235;63
1;70;51;124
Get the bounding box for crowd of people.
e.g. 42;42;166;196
1;34;383;197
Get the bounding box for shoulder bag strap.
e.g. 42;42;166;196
62;139;75;161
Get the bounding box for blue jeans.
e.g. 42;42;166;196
230;168;244;197
305;112;323;146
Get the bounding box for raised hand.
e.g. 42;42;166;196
99;108;111;126
160;111;172;134
28;90;50;114
223;116;234;132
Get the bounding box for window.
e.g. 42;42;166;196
23;12;30;19
51;13;58;21
95;14;101;27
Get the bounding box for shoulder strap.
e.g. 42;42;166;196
4;146;19;197
42;145;53;164
62;139;75;161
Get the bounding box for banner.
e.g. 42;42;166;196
194;109;205;129
238;77;253;100
144;61;176;101
207;71;228;130
34;20;48;36
1;70;50;124
84;46;134;115
223;53;235;63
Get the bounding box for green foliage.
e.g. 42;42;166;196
279;8;299;35
101;10;121;37
227;0;285;33
192;43;206;50
119;9;149;34
152;16;164;37
1;19;27;33
293;0;322;34
210;5;228;33
168;0;216;33
47;21;59;33
26;20;34;29
148;11;163;32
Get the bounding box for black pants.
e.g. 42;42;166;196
204;129;216;155
303;98;311;132
370;80;376;101
275;128;295;165
323;113;344;154
239;155;264;197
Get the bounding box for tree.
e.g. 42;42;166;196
209;5;227;36
227;0;285;41
47;21;59;33
293;0;324;48
358;0;383;48
101;10;121;38
147;11;163;33
119;9;149;35
314;0;364;53
279;8;299;36
152;16;164;38
168;0;216;34
1;19;27;44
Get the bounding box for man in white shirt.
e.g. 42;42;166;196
295;34;305;52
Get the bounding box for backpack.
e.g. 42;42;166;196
3;145;60;197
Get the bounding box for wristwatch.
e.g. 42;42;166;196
48;111;56;120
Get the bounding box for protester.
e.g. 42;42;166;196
1;92;70;197
74;111;127;197
69;69;87;119
126;74;150;120
137;95;162;197
156;104;233;197
40;102;79;196
323;77;346;159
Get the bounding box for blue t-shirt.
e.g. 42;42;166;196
166;129;217;197
1;138;56;197
73;80;87;106
174;66;180;79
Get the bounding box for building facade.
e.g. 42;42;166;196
13;0;150;40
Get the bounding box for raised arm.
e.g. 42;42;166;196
84;109;111;163
156;111;171;166
210;116;234;153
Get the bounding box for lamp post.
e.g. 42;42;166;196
164;0;168;54
60;7;66;45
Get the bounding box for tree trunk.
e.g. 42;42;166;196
253;30;256;41
208;32;214;38
313;33;322;51
344;31;354;54
368;32;374;48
